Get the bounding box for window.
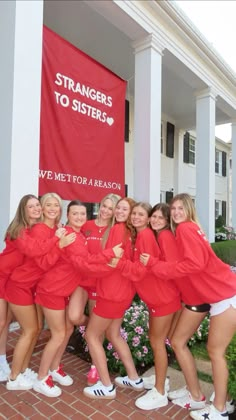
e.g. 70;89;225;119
183;132;195;165
215;200;221;219
215;149;222;174
189;136;195;165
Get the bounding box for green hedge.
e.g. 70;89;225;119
211;240;236;266
226;334;236;399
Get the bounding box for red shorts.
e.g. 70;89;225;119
5;280;36;305
93;297;132;319
148;299;182;317
82;286;97;301
35;293;69;310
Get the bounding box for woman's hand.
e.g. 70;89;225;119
107;257;120;268
140;253;150;266
55;227;66;238
59;232;76;248
112;243;124;258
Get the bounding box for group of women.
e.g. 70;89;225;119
0;192;235;420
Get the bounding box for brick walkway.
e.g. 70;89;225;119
0;329;218;419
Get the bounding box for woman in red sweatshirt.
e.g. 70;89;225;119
5;193;75;392
70;193;120;385
33;200;123;398
140;193;236;420
115;202;181;410
83;197;144;400
0;194;66;381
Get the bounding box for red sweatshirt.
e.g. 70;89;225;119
118;228;180;308
9;223;61;287
0;228;59;285
96;223;136;302
80;219;109;289
37;226;115;296
148;221;236;304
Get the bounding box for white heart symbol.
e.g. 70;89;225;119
107;117;114;126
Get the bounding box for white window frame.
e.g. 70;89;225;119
215;200;221;219
215;149;222;175
189;136;195;165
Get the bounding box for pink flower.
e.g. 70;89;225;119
107;342;113;350
135;326;144;334
132;336;140;347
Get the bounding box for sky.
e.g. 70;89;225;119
176;0;236;142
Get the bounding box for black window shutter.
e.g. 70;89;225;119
166;191;173;203
125;184;128;197
183;132;190;163
222;201;226;224
124;100;129;143
166;122;175;158
222;151;227;176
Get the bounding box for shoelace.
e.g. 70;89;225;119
57;364;66;377
45;375;55;388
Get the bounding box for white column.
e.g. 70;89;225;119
231;122;236;229
195;88;217;242
174;129;185;193
0;0;43;249
133;35;164;205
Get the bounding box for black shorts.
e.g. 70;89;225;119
185;303;210;313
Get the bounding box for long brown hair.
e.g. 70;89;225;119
5;194;40;240
150;203;170;239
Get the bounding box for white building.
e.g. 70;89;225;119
1;0;236;249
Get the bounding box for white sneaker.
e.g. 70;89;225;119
189;404;229;420
115;376;144;391
135;387;168;410
172;392;206;410
168;385;188;400
142;375;170;392
210;392;235;414
0;364;11;382
6;373;34;390
33;375;62;398
22;368;38;381
49;364;73;386
83;381;116;399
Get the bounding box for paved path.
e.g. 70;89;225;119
1;329;235;419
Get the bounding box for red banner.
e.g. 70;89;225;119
39;26;126;202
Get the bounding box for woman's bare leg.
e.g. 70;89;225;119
207;306;236;412
8;304;38;379
68;287;88;326
85;312;112;386
21;304;44;371
37;308;66;380
149;313;175;395
49;307;74;371
170;308;207;400
106;318;139;380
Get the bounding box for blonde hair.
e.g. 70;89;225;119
97;193;121;247
170;193;201;232
5;194;41;240
40;192;62;225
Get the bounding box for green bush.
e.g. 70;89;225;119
226;334;236;399
211;240;236;266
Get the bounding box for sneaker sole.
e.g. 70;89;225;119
135;398;168;410
33;384;62;398
83;389;116;399
7;383;33;391
115;383;144;392
52;380;73;387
